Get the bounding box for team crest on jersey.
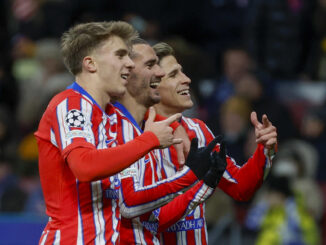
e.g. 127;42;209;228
65;109;86;128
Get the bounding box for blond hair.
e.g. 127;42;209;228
61;21;138;75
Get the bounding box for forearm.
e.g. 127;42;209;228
218;144;268;201
119;168;198;218
156;181;213;232
66;132;159;181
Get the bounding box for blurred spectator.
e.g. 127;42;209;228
0;154;20;212
198;0;249;69
15;38;73;133
245;148;322;245
204;46;254;131
0;106;19;158
235;72;298;143
245;175;320;245
245;0;316;80
300;105;326;183
308;0;326;80
219;96;252;163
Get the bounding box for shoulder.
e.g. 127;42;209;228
181;117;208;130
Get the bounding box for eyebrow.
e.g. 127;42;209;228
115;48;128;56
167;64;182;76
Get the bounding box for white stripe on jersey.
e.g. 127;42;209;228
97;114;107;150
57;99;70;149
53;230;61;245
182;118;206;147
148;153;156;184
39;230;49;245
109;175;119;244
193;206;201;244
161;148;177;177
77;181;85;245
132;217;147;245
91;180;106;245
50;128;58;147
81;98;95;145
154;149;163;181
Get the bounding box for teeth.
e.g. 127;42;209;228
121;74;128;79
178;89;189;95
150;82;160;88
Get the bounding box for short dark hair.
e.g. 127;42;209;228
152;42;175;62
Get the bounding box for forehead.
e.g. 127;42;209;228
132;44;157;62
96;35;129;53
160;55;180;72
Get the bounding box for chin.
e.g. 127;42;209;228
111;89;126;99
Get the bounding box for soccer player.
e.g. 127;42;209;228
115;38;227;245
149;42;278;244
35;21;196;245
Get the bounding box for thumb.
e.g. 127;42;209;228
147;107;156;123
250;111;262;129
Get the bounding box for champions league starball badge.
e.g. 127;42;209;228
65;109;86;128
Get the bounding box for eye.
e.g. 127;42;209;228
169;72;177;78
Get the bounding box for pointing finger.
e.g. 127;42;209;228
163;113;182;126
262;114;271;128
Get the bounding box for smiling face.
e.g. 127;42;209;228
155;55;193;115
92;35;135;98
126;44;165;107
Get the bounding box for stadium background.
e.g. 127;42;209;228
0;0;325;244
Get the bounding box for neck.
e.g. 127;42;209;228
118;92;147;127
76;75;110;110
154;103;179;118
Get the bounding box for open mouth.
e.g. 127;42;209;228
177;89;190;96
121;74;129;80
150;81;160;89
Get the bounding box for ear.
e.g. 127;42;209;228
82;56;97;73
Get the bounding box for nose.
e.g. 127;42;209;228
125;56;135;69
181;72;191;84
155;64;165;78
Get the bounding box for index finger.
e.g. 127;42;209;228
163;113;182;125
262;114;271;128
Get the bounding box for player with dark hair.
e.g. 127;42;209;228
145;42;278;244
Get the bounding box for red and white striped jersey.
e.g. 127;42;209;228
36;83;124;245
144;116;272;245
112;103;200;245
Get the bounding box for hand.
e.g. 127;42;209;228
185;136;221;180
250;111;277;151
144;107;183;148
173;125;190;166
203;140;227;188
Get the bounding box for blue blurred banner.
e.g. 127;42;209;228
0;213;47;245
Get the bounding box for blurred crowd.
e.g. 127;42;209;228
0;0;326;244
